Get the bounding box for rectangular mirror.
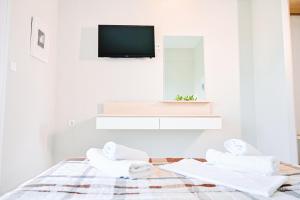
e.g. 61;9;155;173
163;36;205;100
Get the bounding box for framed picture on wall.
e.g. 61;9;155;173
30;17;49;63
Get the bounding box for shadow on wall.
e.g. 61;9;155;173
52;118;209;163
80;27;98;60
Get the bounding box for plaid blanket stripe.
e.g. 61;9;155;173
1;158;300;200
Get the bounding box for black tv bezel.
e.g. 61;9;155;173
98;25;155;58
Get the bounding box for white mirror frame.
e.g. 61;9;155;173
162;35;206;100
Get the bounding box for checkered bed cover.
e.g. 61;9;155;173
2;158;300;200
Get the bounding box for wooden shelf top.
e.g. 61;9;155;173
161;100;211;103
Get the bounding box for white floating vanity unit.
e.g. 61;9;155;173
96;101;222;130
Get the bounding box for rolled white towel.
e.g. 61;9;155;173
103;141;149;161
224;139;261;156
206;149;279;176
87;148;152;179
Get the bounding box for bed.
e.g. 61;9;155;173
1;158;300;200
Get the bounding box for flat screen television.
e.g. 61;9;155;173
98;25;155;58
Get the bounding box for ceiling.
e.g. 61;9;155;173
290;0;300;15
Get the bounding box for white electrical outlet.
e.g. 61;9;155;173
10;61;17;72
68;120;76;127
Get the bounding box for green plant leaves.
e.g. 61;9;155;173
175;95;198;101
176;94;183;101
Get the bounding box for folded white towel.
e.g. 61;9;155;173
206;149;279;175
224;139;261;156
160;159;287;197
87;148;152;179
102;141;149;161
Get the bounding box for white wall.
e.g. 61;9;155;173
53;0;241;162
291;16;300;162
238;0;298;163
251;0;297;163
238;0;256;146
0;0;9;187
0;0;58;193
291;16;300;133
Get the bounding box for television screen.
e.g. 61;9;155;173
98;25;155;58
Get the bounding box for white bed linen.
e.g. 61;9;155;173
160;158;288;197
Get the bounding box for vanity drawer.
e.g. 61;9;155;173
159;117;222;130
96;117;159;130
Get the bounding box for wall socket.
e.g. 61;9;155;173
68;120;76;127
10;61;17;72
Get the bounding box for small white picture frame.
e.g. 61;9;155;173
30;17;49;63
